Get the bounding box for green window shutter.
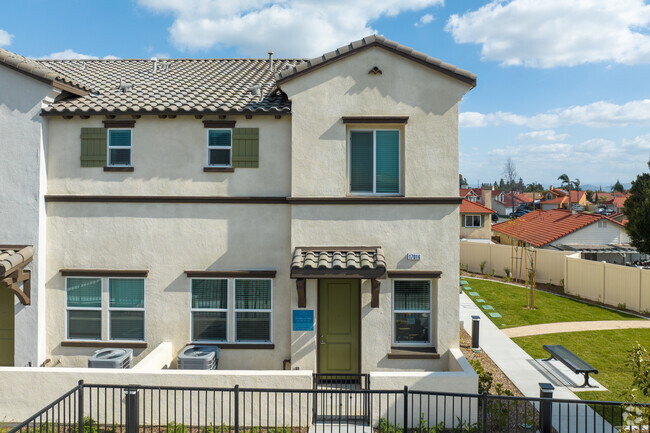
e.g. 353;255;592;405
80;128;107;167
232;128;259;168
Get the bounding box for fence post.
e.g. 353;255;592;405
312;374;317;422
234;385;240;433
403;386;409;432
539;383;554;433
125;386;139;433
77;380;84;433
481;392;487;433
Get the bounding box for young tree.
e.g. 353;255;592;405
613;179;625;193
498;178;505;190
586;190;594;203
558;173;572;210
625;161;650;254
459;174;467;188
503;158;518;214
517;177;525;192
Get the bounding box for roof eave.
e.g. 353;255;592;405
40;108;292;117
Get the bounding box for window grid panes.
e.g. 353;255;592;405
464;215;482;227
235;279;272;342
107;129;132;166
207;129;232;167
108;278;145;341
66;278;102;340
393;280;431;344
191;279;228;342
349;129;400;195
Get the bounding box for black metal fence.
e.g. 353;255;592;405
8;381;650;433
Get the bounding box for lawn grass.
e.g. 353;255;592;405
463;277;638;328
513;329;650;403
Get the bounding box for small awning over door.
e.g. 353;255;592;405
0;245;33;305
290;247;386;279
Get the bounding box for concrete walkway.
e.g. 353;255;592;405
503;319;650;338
459;292;614;432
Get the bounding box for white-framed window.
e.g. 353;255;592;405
393;280;431;345
108;278;145;341
235;279;272;342
66;277;103;340
191;279;228;342
546;193;553;200
349;129;400;195
464;215;482;228
107;129;132;166
468;195;478;202
65;276;145;341
207;129;232;167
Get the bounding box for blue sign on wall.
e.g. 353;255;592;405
292;310;314;331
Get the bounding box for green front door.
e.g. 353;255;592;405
318;279;360;374
0;284;14;366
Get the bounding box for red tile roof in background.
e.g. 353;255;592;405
492;209;625;247
459;199;496;214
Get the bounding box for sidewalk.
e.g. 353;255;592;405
503;319;650;338
459;291;612;432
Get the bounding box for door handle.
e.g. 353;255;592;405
320;336;326;345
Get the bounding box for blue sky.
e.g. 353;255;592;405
2;0;649;189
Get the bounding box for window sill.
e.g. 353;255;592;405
104;166;134;172
387;346;439;359
204;167;235;173
61;341;147;349
192;343;275;350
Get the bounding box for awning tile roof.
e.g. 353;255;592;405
291;247;386;278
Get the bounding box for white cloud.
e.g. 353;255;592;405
36;49;120;60
460;99;650;129
415;14;434;27
622;133;650;149
0;29;13;47
446;0;650;67
137;0;443;56
517;130;568;141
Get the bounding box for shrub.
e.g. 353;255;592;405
504;267;511;279
204;424;229;433
415;413;444;433
168;422;187;433
479;261;486;274
469;359;493;394
491;268;496;277
72;417;100;433
378;417;402;433
618;303;627;310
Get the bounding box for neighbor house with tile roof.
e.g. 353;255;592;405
492;209;639;264
0;35;477;375
540;187;588;210
459;199;496;241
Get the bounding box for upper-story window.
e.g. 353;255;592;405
349;130;400;195
107;129;132;166
207;129;233;167
464;215;482;227
546;193;553;200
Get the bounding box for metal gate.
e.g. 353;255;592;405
313;374;370;423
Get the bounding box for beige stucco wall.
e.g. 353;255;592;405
460;214;491;240
281;46;471;197
47;115;291;196
46;202;292;368
290;204;459;371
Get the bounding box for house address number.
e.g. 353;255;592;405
407;253;422;261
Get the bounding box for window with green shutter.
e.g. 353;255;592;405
232;128;259;168
349;129;400;194
80;128;107;167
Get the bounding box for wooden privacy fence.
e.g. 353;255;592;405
460;241;650;314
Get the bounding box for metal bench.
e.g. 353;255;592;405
543;344;598;387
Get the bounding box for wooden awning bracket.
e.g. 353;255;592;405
371;279;380;308
2;268;31;305
296;278;306;308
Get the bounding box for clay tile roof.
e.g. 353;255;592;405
0;246;34;276
459;199;495;214
291;247;386;278
275;34;476;88
0;48;91;94
492;209;625;247
38;57;308;115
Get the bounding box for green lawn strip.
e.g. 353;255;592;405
465;278;638;328
513;329;650;403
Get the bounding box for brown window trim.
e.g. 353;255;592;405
60;269;149;278
204;167;235;173
61;341;147;349
104;167;135;172
387;270;442;279
102;120;136;128
203;120;236;128
342;116;409;124
288;197;462;205
185;270;276;278
191;343;275;350
387;346;440;359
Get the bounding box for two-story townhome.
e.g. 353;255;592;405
0;35;476;373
